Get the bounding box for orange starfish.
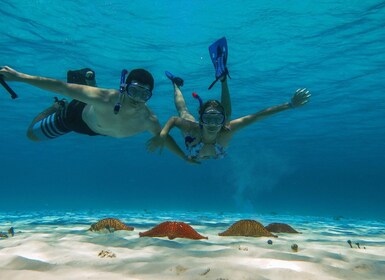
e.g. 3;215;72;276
139;221;208;240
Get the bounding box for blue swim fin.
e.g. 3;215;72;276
208;37;230;90
165;71;184;87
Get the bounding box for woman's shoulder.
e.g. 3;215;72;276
217;129;232;144
177;118;199;129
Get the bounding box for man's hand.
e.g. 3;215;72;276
290;88;311;108
0;66;23;82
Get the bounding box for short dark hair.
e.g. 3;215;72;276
126;69;154;91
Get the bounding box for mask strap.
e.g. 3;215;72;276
114;69;128;114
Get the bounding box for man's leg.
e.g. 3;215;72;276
27;67;97;141
26;98;70;141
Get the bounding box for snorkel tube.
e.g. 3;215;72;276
192;92;204;127
193;93;227;128
114;69;128;114
0;76;18;99
192;92;203;109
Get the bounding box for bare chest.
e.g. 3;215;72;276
82;104;149;137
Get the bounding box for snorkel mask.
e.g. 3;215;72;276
192;92;226;127
114;69;153;114
201;108;225;126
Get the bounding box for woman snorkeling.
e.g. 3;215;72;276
146;37;311;162
147;72;310;162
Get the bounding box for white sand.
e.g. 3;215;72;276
0;214;384;280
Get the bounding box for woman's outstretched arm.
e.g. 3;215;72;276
228;88;311;133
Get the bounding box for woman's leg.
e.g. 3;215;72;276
221;79;232;121
172;83;195;122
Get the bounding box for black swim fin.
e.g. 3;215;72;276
67;68;96;85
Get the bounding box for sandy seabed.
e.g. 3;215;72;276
0;212;384;280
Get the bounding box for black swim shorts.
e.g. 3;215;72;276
64;100;99;136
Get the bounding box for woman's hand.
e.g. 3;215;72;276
290;88;311;108
146;135;166;153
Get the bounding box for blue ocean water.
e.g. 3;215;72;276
0;0;384;219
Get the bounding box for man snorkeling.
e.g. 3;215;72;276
0;65;191;162
146;37;311;161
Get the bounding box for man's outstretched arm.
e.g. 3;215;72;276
0;66;114;105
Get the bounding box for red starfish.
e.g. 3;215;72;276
139;221;208;240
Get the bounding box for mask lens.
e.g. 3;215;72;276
127;83;152;102
201;112;225;125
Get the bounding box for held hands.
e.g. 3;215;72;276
146;135;166;154
290;88;311;108
185;155;201;165
0;66;23;81
146;135;201;165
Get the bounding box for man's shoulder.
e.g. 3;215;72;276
140;105;161;134
142;105;158;120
